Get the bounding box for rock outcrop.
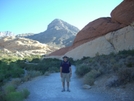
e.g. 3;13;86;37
72;17;125;48
65;26;134;60
111;0;134;25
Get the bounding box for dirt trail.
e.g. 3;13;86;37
18;66;114;101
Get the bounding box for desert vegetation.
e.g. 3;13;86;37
0;54;61;101
75;50;134;86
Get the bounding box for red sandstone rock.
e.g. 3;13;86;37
72;17;125;48
111;0;134;25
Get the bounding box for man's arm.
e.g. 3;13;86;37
60;67;62;77
69;66;72;77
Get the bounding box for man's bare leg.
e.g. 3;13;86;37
67;82;70;92
62;82;65;92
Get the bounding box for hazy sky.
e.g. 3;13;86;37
0;0;122;34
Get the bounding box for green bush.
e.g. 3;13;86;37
22;89;30;99
83;70;101;85
75;64;91;77
3;83;30;101
0;61;24;83
3;84;16;95
118;50;134;56
0;91;4;101
5;91;24;101
126;62;133;67
25;58;61;74
49;66;59;72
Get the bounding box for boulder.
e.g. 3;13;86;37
111;0;134;25
82;84;91;89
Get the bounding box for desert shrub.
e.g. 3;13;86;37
5;91;24;101
112;63;120;72
3;84;16;95
44;71;50;76
25;58;61;74
83;70;101;85
81;56;89;60
21;75;31;82
49;66;59;72
11;78;21;86
9;63;24;78
105;76;119;87
16;60;26;69
3;83;30;101
126;62;133;67
30;58;41;63
27;70;42;78
0;61;24;84
19;70;41;82
0;91;4;101
75;64;91;77
117;68;134;84
22;89;30;99
118;50;134;56
68;57;75;64
74;60;83;66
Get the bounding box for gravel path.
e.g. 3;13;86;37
18;66;114;101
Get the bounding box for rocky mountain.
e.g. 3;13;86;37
48;0;134;60
21;19;79;47
0;36;58;58
0;31;14;37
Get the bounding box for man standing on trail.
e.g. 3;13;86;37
60;56;72;92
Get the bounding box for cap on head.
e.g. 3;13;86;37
63;56;68;59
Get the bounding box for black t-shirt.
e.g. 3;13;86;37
60;61;71;73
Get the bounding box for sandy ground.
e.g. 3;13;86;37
18;66;133;101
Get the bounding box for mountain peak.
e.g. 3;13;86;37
47;19;79;32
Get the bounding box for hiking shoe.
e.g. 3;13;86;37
61;89;65;92
67;89;70;92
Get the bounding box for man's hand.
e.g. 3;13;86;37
60;67;62;78
60;73;62;78
70;73;72;78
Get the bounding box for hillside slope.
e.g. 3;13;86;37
0;36;58;58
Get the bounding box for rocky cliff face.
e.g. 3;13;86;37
49;0;134;59
65;25;134;60
23;19;79;47
0;36;58;57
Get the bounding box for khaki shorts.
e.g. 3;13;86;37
61;73;71;82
